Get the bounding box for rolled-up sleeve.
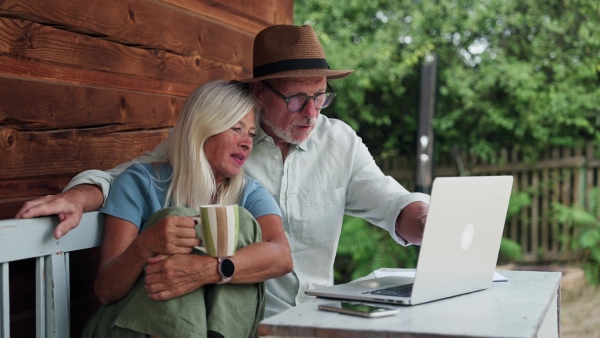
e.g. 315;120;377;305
344;134;430;246
63;136;171;207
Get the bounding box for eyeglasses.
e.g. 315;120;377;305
262;81;336;112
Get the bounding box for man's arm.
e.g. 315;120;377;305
14;138;171;239
341;124;430;245
15;184;104;239
395;201;429;246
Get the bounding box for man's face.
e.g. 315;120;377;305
258;77;327;145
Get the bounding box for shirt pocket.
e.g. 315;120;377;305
298;187;347;245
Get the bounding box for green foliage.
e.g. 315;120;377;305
498;237;522;263
506;189;532;219
295;0;599;281
496;190;529;263
335;215;419;283
552;188;600;284
295;0;600;160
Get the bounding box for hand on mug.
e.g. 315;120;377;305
138;215;201;257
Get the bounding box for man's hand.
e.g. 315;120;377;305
144;254;218;301
395;201;429;245
14;184;104;239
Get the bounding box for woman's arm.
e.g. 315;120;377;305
93;216;143;304
94;214;199;304
229;214;293;282
143;214;293;301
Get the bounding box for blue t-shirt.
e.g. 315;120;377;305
101;163;282;231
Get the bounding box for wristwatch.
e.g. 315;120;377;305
217;257;235;284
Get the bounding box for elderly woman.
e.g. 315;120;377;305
82;80;292;338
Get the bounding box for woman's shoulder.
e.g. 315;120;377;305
244;175;260;188
240;175;281;218
243;175;268;193
112;163;172;194
122;162;171;180
243;175;275;201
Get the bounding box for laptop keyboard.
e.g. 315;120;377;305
368;283;414;297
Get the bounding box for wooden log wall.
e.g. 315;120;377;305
0;0;293;336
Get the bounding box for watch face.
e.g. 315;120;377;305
220;258;235;278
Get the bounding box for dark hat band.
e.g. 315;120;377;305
253;58;329;78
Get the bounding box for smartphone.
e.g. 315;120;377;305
318;301;400;318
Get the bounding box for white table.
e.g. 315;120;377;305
259;270;561;338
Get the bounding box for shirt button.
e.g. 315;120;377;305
273;155;279;160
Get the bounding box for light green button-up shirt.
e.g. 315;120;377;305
65;114;429;318
245;115;429;317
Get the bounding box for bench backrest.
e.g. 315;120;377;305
0;212;104;338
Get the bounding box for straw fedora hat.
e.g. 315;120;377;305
239;24;353;82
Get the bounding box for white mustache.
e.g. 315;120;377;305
292;117;317;127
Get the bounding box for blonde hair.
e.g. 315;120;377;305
166;80;257;210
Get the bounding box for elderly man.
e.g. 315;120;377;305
17;24;429;317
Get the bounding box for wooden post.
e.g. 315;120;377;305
415;53;437;194
1;262;8;338
531;171;539;259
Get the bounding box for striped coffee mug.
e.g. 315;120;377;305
192;204;239;257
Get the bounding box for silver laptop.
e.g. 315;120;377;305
306;175;513;306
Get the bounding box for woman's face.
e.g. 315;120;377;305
204;110;256;184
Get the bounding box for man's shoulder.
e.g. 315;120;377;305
314;115;359;142
317;114;354;131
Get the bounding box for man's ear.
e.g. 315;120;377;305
250;82;266;110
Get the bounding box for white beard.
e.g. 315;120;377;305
261;116;317;145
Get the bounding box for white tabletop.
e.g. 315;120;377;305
259;270;561;338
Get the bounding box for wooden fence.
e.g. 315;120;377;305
378;142;600;263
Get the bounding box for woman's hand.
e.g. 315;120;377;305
94;215;200;304
136;216;201;258
144;254;219;300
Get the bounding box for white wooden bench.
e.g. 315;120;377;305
0;212;104;338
